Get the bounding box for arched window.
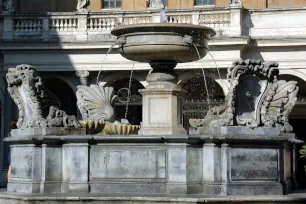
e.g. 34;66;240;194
103;0;121;8
195;0;215;6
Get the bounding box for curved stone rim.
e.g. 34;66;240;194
111;23;216;37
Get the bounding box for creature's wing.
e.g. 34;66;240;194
267;80;298;132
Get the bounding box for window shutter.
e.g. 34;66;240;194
215;0;229;7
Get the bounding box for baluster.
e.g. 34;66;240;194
54;19;58;31
29;20;33;32
95;18;99;31
73;19;77;30
110;18;115;29
20;20;24;32
102;19;107;31
91;18;95;31
24;20;28;32
61;19;64;31
50;19;53;31
15;20;20;32
68;19;72;31
37;20;41;31
66;18;69;31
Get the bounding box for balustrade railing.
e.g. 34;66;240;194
167;14;192;24
199;11;231;27
49;17;78;31
2;7;241;41
14;18;43;32
123;15;152;25
87;16;117;31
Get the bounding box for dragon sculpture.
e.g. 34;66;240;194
6;64;81;129
189;59;299;133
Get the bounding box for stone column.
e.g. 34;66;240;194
139;61;186;135
76;70;90;86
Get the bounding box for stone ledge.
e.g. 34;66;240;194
10;128;86;137
4;132;301;145
0;192;306;204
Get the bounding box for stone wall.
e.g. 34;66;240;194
10;0;306;12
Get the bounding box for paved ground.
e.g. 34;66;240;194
0;189;306;203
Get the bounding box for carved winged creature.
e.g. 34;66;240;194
76;84;117;123
6;64;81;128
189;59;299;133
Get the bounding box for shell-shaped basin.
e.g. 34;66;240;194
79;120;105;134
102;124;141;135
111;23;216;63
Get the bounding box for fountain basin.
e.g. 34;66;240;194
102;123;140;135
111;23;216;63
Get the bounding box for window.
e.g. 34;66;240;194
103;0;121;9
195;0;215;6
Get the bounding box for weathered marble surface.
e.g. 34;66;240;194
6;128;298;196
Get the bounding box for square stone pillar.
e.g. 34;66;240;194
167;144;187;194
8;144;42;193
139;88;186;135
40;144;62;193
64;143;89;193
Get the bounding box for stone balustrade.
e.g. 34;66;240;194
1;7;242;42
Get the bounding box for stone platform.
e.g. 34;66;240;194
0;191;306;204
4;127;302;196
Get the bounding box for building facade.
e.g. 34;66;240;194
0;0;306;187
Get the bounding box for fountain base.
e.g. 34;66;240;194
5;127;298;196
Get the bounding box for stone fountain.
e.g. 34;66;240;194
2;23;303;201
111;23;215;135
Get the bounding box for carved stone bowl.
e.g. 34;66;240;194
102;124;141;135
111;23;216;63
79;120;105;134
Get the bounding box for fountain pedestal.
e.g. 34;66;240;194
139;61;186;135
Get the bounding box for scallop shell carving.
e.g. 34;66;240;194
76;84;117;123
